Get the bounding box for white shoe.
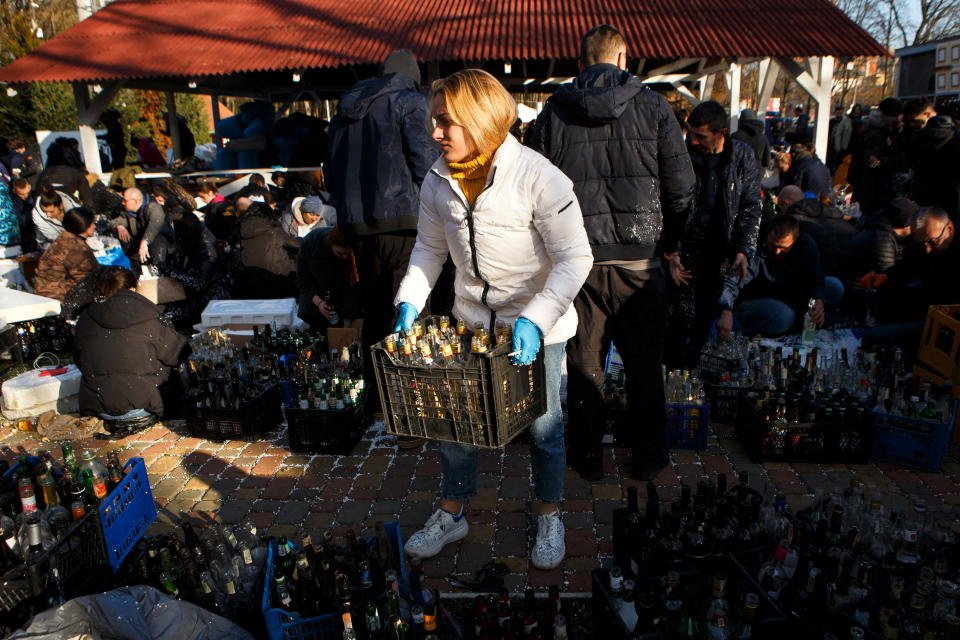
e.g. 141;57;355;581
531;509;565;570
404;508;469;559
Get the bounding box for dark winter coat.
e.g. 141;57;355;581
239;209;299;276
296;227;362;325
326;73;437;237
684;137;763;259
783;151;833;199
787;199;857;277
37;165;95;210
526;64;695;261
908;117;960;217
849;117;902;217
74;289;189;416
732;118;771;169
849;211;906;276
719;231;826;316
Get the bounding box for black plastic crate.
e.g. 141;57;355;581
592;559;787;640
735;390;873;463
706;383;740;423
0;508;108;613
284;403;366;455
698;351;739;384
371;333;546;448
184;384;282;441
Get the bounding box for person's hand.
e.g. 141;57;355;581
138;240;149;263
312;295;333;321
393;302;417;334
717;309;734;340
116;226;131;243
733;252;749;285
811;299;826;326
868;155;881;169
664;252;691;286
856;272;888;290
512;317;542;366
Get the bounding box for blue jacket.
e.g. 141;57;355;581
326;73;437;237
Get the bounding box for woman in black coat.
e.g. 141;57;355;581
74;267;190;435
234;201;299;299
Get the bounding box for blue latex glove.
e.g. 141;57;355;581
393;302;418;334
512;317;542;365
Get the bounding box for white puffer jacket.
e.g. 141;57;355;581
395;135;593;345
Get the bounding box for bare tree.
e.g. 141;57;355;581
912;0;960;44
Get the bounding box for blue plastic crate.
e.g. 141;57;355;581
872;401;958;472
262;521;407;640
665;402;710;449
98;457;156;571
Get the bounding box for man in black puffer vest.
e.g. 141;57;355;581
528;25;695;481
667;100;762;368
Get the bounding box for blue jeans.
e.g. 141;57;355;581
735;277;844;336
440;342;565;504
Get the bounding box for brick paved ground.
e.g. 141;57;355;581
2;419;958;595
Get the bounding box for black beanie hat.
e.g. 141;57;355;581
878;97;904;117
884;197;918;229
380;49;421;86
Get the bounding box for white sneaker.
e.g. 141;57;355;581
404;508;469;559
531;509;565;570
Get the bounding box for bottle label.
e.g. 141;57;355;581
225;580;236;595
903;529;918;542
93;478;108;499
71;505;85;520
609;573;623;591
28;523;42;546
21;494;38;513
242;548;253;564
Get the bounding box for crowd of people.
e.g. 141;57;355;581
0;25;957;572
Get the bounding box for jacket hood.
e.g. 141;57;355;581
239;211;275;239
550;64;645;124
337;73;420;121
737;118;764;137
915;116;957;151
86;289;159;330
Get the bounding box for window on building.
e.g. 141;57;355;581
953;73;960;87
938;74;947;89
939;47;948;63
953;45;960;60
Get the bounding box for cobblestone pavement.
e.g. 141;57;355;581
2;420;959;595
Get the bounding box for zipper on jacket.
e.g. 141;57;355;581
439;166;499;311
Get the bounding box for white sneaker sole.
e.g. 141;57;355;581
404;523;469;559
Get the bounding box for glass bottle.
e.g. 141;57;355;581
706;573;731;640
733;593;759;639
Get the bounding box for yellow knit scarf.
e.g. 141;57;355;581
448;154;490;207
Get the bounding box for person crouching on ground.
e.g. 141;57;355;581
74;266;190;437
392;69;593;569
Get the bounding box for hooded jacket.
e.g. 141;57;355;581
239;207;299;276
395;135;593;345
34;231;98;301
850;211;906;276
685;137;763;259
326;72;437;237
783;151;833;199
526;64;695;262
908;117;960;217
732;118;771;169
786;198;856;277
32;190;79;249
74;289;189;416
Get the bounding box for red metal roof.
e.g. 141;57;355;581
0;0;887;84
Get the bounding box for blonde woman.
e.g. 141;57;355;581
393;69;593;569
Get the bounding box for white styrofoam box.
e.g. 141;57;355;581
1;394;79;420
0;258;26;290
0;288;61;324
0;245;22;259
2;364;82;410
201;298;297;329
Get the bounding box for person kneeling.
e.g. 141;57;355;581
716;215;844;338
74;267;191;437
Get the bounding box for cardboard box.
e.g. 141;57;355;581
327;327;360;357
137;276;186;305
